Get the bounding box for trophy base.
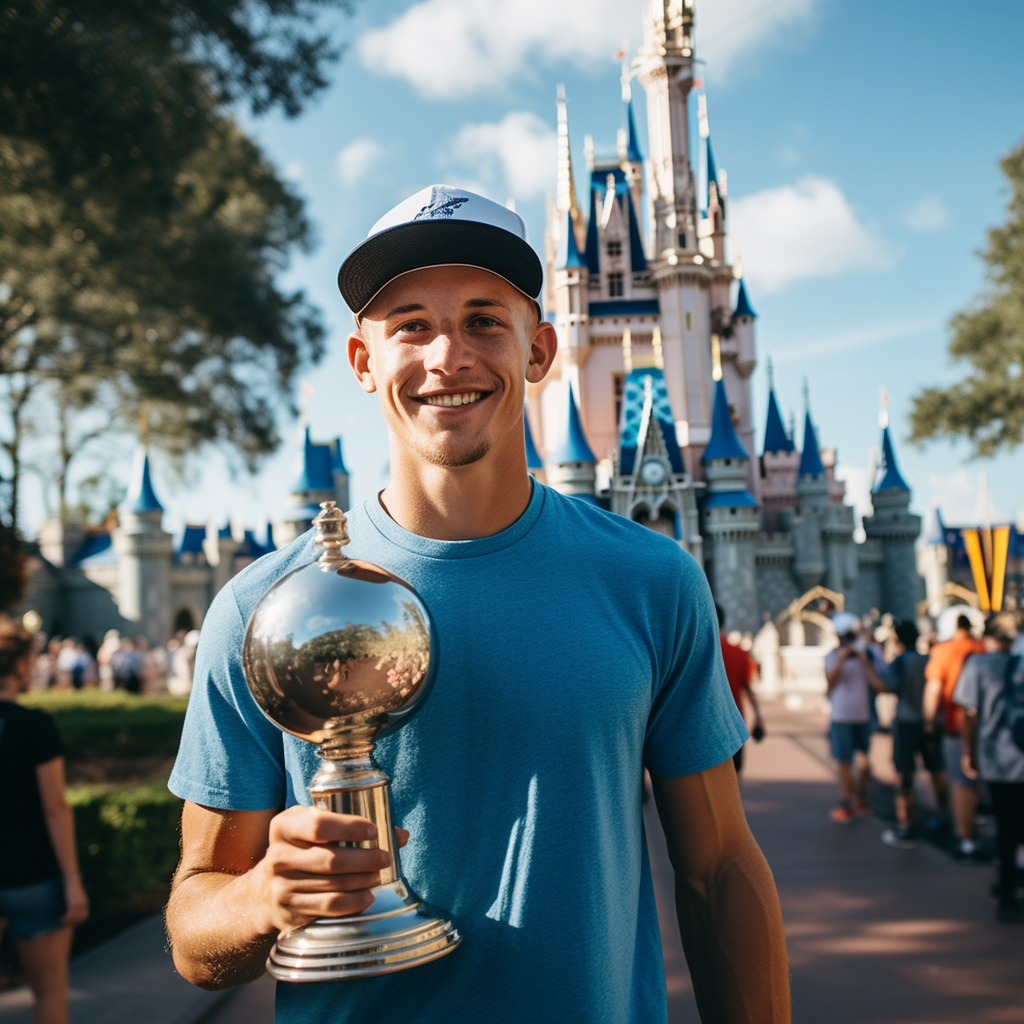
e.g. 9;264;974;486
267;879;461;982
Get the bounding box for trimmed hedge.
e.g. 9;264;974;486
69;780;183;920
12;694;189;943
21;690;188;759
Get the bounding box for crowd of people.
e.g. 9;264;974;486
819;608;1024;924
716;603;1024;925
27;629;201;697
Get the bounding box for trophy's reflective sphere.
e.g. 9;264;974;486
240;502;460;982
243;559;436;755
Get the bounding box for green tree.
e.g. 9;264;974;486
0;0;352;525
910;140;1024;457
0;120;324;525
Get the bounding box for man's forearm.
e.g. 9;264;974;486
674;835;790;1023
166;869;275;990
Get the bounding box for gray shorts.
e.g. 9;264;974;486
943;734;982;789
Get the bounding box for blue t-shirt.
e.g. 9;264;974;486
169;483;746;1023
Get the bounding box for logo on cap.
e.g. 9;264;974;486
413;186;470;221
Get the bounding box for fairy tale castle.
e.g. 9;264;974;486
525;0;924;634
18;0;926;647
20;429;350;647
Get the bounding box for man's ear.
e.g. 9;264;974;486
526;319;558;384
347;330;377;394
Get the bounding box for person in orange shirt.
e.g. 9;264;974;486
716;605;765;776
924;614;986;858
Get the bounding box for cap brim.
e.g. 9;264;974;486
338;220;543;316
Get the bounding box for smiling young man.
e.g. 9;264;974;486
166;185;790;1023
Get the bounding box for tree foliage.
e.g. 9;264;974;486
910;139;1024;457
0;0;352;526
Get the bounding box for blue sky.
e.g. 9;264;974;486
25;0;1024;539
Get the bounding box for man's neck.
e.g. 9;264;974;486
380;453;533;541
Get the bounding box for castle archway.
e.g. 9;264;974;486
774;586;844;631
174;607;198;633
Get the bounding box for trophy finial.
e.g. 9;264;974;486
313;501;350;570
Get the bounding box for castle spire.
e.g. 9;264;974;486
549;382;597;465
556;84;580;228
637;0;698;258
524;409;544;472
873;424;910;493
734;279;757;319
126;445;164;514
763;368;794;455
556;209;585;270
798;402;826;479
703;378;750;463
706;135;720;210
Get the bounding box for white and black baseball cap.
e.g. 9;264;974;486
338;184;544;319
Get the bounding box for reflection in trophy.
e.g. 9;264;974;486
242;501;460;981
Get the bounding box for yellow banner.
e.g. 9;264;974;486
962;529;991;612
962;526;1011;612
991;526;1010;613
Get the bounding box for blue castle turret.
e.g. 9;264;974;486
545;382;598;501
524;408;544;479
863;418;922;621
276;425;352;546
116;444;173;645
702;378;760;634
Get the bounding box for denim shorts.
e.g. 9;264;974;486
830;721;871;763
0;876;66;940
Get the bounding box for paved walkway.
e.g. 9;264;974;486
3;697;1022;1023
651;698;1024;1023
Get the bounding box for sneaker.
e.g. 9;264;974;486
881;827;915;849
829;805;855;824
854;798;871;817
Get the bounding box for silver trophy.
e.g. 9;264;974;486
242;501;461;981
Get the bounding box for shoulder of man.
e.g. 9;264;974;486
539;485;697;574
224;527;320;624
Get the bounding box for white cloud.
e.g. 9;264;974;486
335;138;384;185
729;176;891;293
359;0;637;98
444;112;558;200
358;0;821;98
283;159;304;181
905;194;947;231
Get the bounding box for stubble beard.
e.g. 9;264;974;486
414;435;492;468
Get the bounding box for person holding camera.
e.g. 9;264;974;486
825;612;884;824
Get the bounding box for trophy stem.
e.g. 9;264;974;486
266;752;461;982
309;756;400;886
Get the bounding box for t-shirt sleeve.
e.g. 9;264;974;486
951;657;979;711
644;550;748;777
168;581;287;811
31;711;64;765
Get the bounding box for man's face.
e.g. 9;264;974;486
348;266;555;470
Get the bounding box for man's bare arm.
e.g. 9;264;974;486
922;674;942;729
652;760;790;1024
166;802;390;990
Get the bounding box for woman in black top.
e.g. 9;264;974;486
0;620;88;1024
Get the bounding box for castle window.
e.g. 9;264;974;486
607;272;624;297
607;240;622;258
685;311;692;332
678;232;686;249
613;373;624;424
